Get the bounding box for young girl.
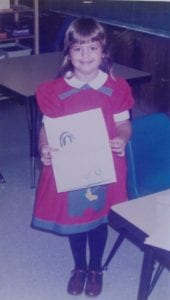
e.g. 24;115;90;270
32;17;134;297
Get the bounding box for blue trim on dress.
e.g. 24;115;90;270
31;216;108;235
58;84;90;100
98;86;113;96
58;84;113;100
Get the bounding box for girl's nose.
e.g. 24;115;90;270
81;47;89;57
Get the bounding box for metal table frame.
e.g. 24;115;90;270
103;190;170;300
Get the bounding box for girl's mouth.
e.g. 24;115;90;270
80;60;93;64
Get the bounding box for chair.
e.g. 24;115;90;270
102;113;170;297
126;112;170;199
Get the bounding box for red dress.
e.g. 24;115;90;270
32;71;134;234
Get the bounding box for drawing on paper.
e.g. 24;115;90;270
59;131;75;147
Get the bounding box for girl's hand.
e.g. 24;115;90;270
110;137;126;157
40;145;58;166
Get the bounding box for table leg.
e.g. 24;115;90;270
26;95;38;188
148;263;164;295
137;246;155;300
102;229;127;271
0;172;6;183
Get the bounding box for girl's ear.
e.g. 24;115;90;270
101;52;106;61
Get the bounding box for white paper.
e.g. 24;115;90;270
44;108;116;192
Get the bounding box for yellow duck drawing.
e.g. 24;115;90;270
85;188;98;201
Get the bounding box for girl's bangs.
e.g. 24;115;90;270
70;31;105;46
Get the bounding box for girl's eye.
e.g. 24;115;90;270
91;46;98;51
72;47;81;52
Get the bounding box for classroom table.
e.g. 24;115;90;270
104;189;170;300
0;52;151;187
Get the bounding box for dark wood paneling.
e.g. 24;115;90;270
106;24;170;113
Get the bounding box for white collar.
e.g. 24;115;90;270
64;70;108;90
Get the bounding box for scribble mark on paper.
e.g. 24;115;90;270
60;131;75;147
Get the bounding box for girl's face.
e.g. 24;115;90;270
69;40;103;82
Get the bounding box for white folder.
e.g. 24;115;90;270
44;108;116;192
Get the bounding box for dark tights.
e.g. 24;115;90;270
68;223;108;271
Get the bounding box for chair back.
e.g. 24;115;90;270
126;113;170;199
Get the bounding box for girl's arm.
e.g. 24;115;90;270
38;125;48;152
110;119;132;157
38;125;52;166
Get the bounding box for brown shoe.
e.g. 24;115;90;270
85;270;103;297
67;269;87;295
